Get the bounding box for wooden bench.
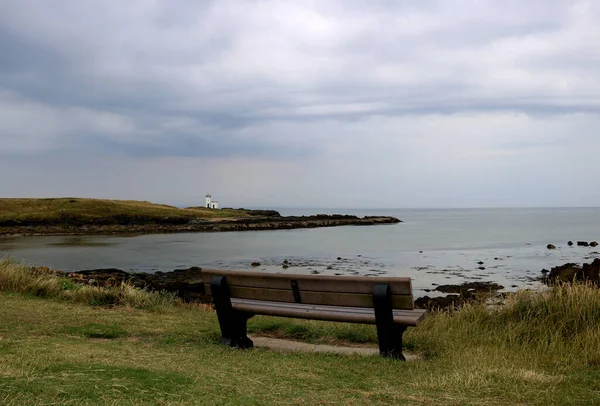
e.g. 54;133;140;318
201;270;426;360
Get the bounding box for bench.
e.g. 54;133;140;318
201;270;426;360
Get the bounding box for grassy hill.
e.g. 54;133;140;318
0;198;252;226
0;259;599;405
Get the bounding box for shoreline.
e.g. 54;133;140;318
0;214;401;236
33;258;599;311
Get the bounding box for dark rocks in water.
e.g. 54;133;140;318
310;270;321;275
2;213;402;236
494;257;499;260
419;251;423;253
245;209;281;217
477;261;484;265
337;257;342;260
591;241;599;247
545;258;600;285
578;241;589;247
251;262;261;267
282;264;289;269
435;281;504;294
326;266;333;270
478;266;486;270
541;268;550;274
568;241;574;246
547;244;556;250
416;281;505;310
283;259;289;264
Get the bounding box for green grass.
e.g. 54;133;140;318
0;197;251;226
0;261;599;405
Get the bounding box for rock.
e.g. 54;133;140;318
578;241;589;247
251;262;261;267
545;259;600;285
568;241;574;246
282;264;289;269
591;241;599;247
477;261;484;265
283;259;289;264
415;294;465;310
64;266;210;303
478;266;486;270
419;251;423;253
337;257;342;260
494;257;499;260
0;214;403;236
435;281;504;294
547;244;556;250
541;268;549;274
326;266;333;270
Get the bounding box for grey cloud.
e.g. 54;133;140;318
1;0;600;207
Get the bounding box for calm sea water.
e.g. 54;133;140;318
2;208;599;297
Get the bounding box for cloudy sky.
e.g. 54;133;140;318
1;0;599;208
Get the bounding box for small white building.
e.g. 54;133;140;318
205;193;219;209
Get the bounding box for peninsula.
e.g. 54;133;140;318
0;198;401;236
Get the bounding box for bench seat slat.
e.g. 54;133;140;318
201;270;412;295
231;298;427;326
209;285;414;309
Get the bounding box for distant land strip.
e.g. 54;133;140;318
0;198;401;236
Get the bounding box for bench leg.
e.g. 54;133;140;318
373;283;407;360
378;325;407;360
221;310;254;349
210;276;254;349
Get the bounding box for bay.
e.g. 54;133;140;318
2;207;599;297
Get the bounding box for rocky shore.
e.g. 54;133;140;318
38;257;600;312
40;266;212;303
42;266;506;311
0;214;401;236
542;258;600;286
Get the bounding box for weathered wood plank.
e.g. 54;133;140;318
231;298;426;325
204;285;414;309
201;269;412;295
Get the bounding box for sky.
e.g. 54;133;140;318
1;0;599;209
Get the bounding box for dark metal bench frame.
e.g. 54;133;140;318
209;274;423;360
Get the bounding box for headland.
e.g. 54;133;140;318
0;198;401;236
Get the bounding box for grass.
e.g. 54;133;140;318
0;261;599;405
0;197;251;226
0;258;177;309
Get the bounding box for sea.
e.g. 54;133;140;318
1;207;599;298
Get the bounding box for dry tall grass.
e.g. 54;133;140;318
0;258;178;309
410;282;600;367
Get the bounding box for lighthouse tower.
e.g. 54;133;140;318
205;194;211;208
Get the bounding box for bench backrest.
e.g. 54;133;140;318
201;270;414;310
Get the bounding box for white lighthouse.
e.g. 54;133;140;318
205;193;219;209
